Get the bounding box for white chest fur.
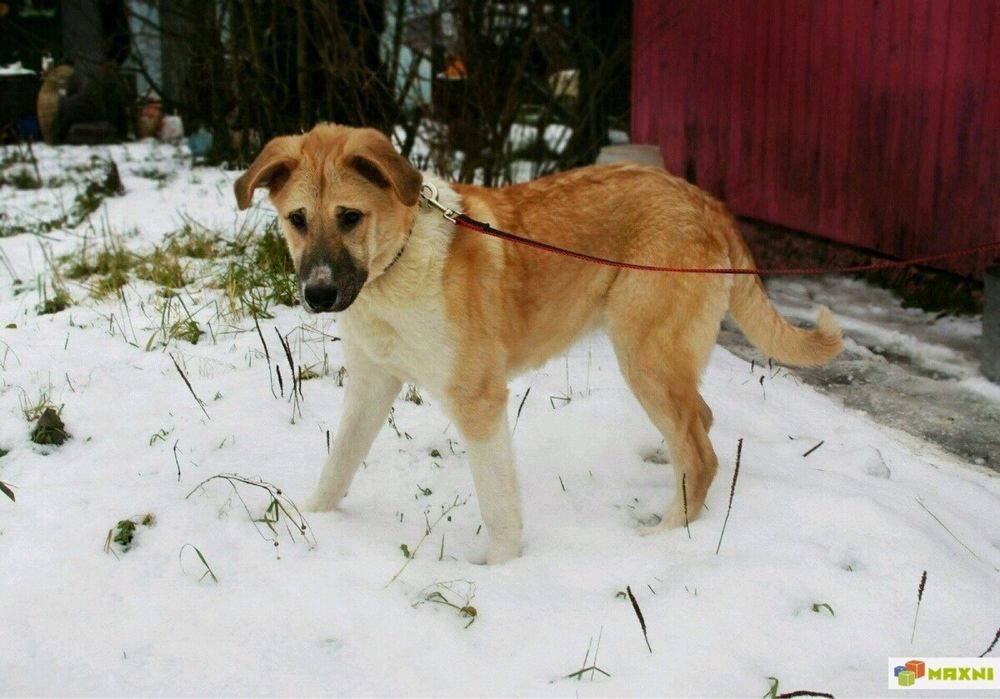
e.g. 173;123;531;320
340;295;454;390
338;175;460;393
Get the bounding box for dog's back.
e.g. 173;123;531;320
451;163;841;373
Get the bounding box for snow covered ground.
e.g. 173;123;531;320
1;142;998;697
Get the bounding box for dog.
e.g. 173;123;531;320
37;65;75;145
234;124;842;564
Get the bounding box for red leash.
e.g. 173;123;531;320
420;184;999;276
455;214;1000;276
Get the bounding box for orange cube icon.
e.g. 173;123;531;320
905;660;926;679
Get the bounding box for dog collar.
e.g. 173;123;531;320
383;228;412;273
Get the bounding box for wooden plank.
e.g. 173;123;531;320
891;0;924;260
784;0;816;230
832;0;865;248
710;0;729;197
959;0;990;264
631;0;659;147
799;0;822;228
747;0;770;215
761;1;784;221
913;0;950;260
868;0;898;256
726;0;750;208
815;0;845;236
855;0;881;251
976;1;1000;274
932;0;968;263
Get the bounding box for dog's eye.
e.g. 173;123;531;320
287;210;307;230
339;210;363;228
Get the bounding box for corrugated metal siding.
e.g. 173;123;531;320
632;0;999;277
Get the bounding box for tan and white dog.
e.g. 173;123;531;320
234;124;842;564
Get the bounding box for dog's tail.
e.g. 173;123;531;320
724;227;843;367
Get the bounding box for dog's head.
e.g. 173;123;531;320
234;124;422;313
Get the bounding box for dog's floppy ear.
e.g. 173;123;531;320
234;136;300;210
346;129;422;207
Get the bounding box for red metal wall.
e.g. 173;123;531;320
632;0;999;277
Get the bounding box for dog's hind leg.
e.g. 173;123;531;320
607;275;727;532
620;361;718;531
302;342;402;512
698;394;714;432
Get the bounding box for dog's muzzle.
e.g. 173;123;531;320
300;270;367;313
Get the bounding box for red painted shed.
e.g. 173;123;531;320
632;0;999;278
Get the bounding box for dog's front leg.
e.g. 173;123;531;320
466;414;522;564
303;343;402;512
448;385;522;564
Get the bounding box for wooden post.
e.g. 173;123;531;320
984;265;1000;383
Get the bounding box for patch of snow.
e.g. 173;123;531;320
0;62;35;76
960;376;1000;404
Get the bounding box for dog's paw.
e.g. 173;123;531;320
465;544;489;566
638;507;688;535
638;521;669;536
486;546;520;565
485;536;522;565
300;492;339;513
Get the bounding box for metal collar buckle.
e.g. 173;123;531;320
419;182;459;223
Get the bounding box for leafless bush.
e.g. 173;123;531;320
129;0;629;184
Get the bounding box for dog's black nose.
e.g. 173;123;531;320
304;284;338;312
